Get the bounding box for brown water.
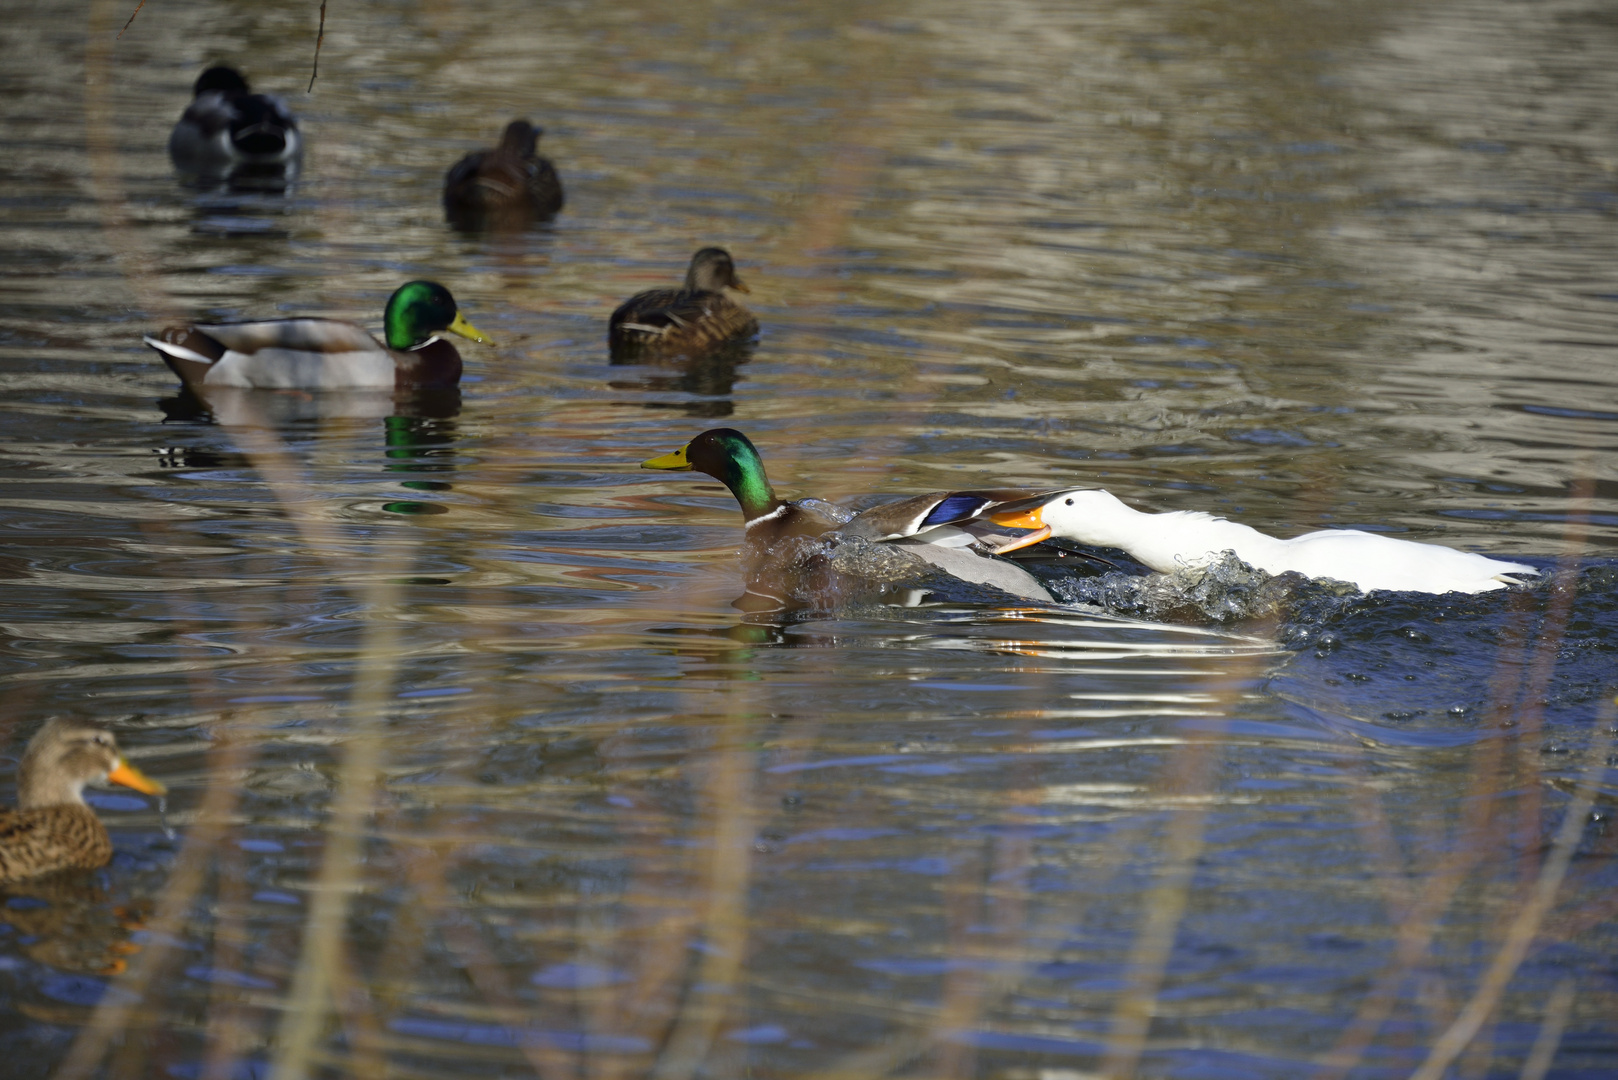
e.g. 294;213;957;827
2;0;1617;1077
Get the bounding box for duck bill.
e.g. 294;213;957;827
447;311;493;345
106;758;167;797
642;444;693;471
987;508;1052;554
729;276;751;294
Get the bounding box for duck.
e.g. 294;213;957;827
443;119;565;228
641;428;1059;602
987;488;1539;595
142;281;492;391
1;719;167;884
168;65;301;174
609;248;758;358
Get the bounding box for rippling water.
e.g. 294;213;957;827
2;0;1616;1076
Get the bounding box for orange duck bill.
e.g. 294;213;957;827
987;508;1052;555
106;758;167;797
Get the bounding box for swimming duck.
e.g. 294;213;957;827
443;119;564;227
641;428;1057;601
1;719;167;884
142;281;492;391
168;65;301;174
610;249;758;357
989;488;1539;595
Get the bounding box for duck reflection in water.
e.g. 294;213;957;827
154;391;464;515
608;337;754;419
159;385;462;428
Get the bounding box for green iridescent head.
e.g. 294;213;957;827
642;428;778;521
382;281;493;351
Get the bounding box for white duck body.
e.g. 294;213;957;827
1005;489;1537;596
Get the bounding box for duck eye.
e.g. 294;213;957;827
1064;498;1074;506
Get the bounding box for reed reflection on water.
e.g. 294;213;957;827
0;0;1616;1077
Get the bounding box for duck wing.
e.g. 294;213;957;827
228;93;300;161
609;289;757;354
0;806;111;883
843;487;1081;542
1275;529;1539;594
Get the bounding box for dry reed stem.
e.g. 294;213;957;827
650;715;758;1080
1097;731;1220;1080
1311;720;1508;1080
401;841;574;1080
1407;697;1616;1080
1313;546;1590;1078
1517;978;1575;1080
267;571;401;1080
199;839;253;1080
1503;477;1594;892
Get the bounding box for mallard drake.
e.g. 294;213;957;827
609;248;758;357
989;489;1539;595
641;428;1057;601
142;281;492;391
1;719;166;884
168;65;301;173
443;119;564;227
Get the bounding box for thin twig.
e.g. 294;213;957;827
116;0;146;38
308;0;327;93
1407;698;1616;1080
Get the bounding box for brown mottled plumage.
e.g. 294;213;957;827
443;119;564;229
609;247;758;358
0;719;166;884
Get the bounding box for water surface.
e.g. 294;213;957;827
2;0;1616;1077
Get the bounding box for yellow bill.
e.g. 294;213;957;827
730;276;751;294
447;311;493;345
642;443;694;471
106;757;167;797
987;508;1052;554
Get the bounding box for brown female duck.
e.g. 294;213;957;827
609;248;758;358
443;119;564;228
1;719;167;884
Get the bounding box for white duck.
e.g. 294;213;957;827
988;489;1538;595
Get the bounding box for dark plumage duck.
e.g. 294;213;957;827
168;65;301;175
641;428;1059;601
142;281;492;391
443;119;565;229
1;719;166;884
609;248;758;358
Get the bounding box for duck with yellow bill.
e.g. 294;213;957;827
2;719;167;884
988;488;1538;596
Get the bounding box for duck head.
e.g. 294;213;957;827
384;281;494;351
17;718;166;811
642;428;781;522
989;489;1127;552
684;248;750;294
498;119;542;158
193;65;250;98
